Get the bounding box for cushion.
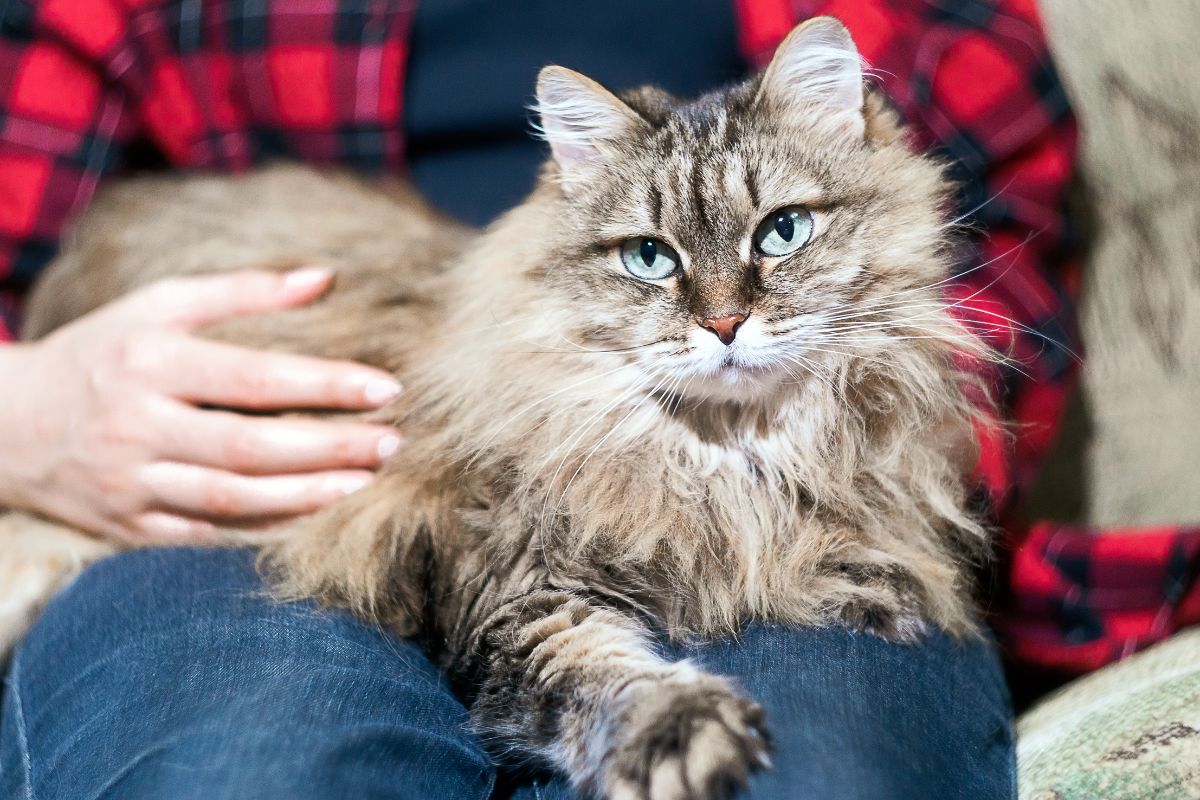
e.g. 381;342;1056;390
1018;629;1200;799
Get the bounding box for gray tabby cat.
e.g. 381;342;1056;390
1;17;992;800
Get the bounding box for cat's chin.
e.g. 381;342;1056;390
666;320;796;403
678;362;788;404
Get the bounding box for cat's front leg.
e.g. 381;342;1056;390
454;588;771;800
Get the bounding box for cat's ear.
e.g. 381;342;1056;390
755;17;865;140
535;66;642;180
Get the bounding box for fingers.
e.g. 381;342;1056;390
138;462;375;520
118;267;334;329
154;401;402;475
157;336;401;411
129;511;290;544
131;512;217;543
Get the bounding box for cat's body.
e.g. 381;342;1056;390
0;19;991;799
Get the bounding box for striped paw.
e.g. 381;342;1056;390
604;677;772;800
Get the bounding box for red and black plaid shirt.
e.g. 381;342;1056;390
1;0;1196;677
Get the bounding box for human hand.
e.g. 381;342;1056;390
0;268;402;543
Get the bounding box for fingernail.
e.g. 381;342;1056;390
284;267;333;291
338;474;373;496
377;434;402;459
363;377;402;406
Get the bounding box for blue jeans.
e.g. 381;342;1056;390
0;548;1014;799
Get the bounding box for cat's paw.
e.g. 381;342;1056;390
604;678;771;800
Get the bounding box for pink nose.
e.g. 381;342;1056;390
699;312;747;346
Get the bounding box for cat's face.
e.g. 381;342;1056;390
532;18;952;404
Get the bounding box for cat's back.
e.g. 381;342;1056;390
23;164;469;371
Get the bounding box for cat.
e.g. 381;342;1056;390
0;17;992;800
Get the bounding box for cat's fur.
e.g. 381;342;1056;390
0;18;992;800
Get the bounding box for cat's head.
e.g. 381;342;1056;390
527;17;960;405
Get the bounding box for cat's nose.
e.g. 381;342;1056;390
698;312;748;346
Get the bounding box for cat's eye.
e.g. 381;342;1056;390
620;237;680;281
753;206;814;257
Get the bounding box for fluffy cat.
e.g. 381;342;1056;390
0;17;992;800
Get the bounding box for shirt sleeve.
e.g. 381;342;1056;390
1000;521;1200;674
0;0;135;338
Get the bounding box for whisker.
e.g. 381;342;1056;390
514;336;680;356
533;357;669;482
543;367;675;530
936;176;1018;233
531;362;666;573
799;229;1043;329
469;358;646;465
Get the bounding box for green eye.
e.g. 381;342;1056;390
753;206;814;257
620;237;680;280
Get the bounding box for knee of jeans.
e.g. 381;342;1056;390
33;547;259;638
27;546;271;662
26;546;430;688
695;623;1010;703
18;546;333;713
707;624;1014;800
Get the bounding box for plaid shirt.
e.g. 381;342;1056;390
1;0;1196;677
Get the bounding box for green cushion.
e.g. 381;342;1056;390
1018;629;1200;799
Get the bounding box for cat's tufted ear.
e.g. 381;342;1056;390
535;66;643;181
755;17;865;140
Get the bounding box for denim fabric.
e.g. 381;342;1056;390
0;548;1014;799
